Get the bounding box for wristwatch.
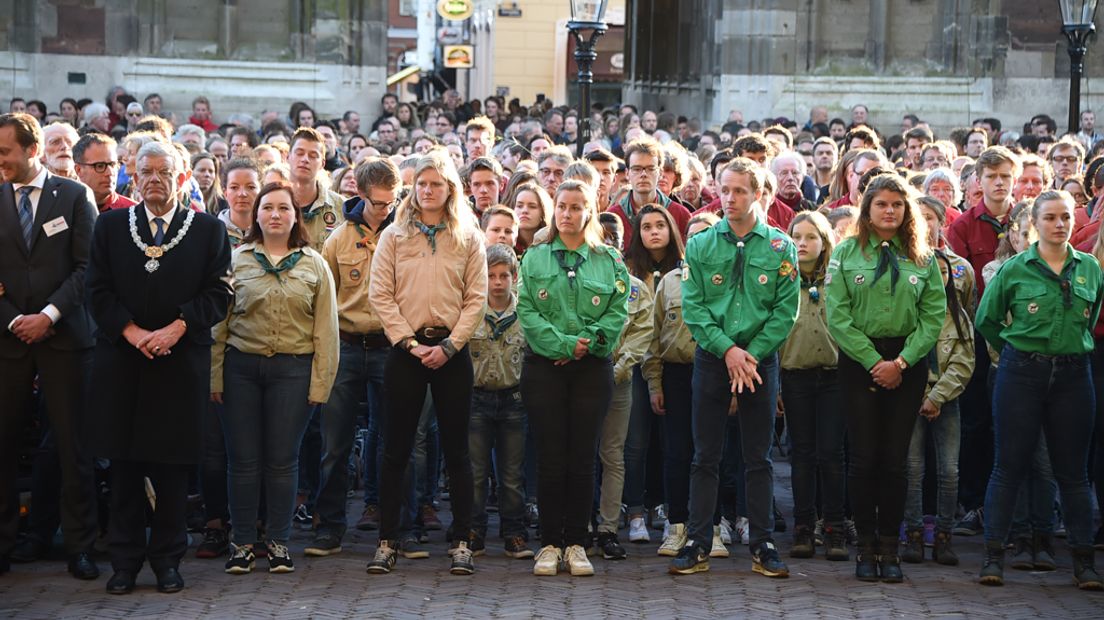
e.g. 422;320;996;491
893;357;908;371
404;337;418;351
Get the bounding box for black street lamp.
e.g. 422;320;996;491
1060;0;1100;134
567;0;609;155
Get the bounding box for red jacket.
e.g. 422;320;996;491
945;199;1009;298
188;116;218;134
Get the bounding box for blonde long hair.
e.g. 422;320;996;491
396;148;471;249
536;180;607;248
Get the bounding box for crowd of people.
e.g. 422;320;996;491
2;86;1104;595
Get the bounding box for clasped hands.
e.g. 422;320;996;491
123;320;185;360
869;359;903;390
554;337;591;366
725;345;761;395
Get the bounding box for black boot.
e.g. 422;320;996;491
932;531;959;566
1072;546;1104;591
878;535;903;583
1009;536;1034;570
1032;532;1056;571
978;540;1004;586
855;536;879;582
900;528;924;564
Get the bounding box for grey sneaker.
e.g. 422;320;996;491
304;532;343;557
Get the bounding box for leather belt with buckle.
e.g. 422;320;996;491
339;330;391;349
417;326;451;340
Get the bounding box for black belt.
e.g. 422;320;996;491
339;330;390;349
415;326;451;341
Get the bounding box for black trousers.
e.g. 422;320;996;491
108;460;190;572
0;346;98;557
838;337;928;542
378;347;474;542
521;353;612;548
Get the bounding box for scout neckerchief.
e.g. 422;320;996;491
1030;249;1076;308
484;312;518;340
978;211;1007;238
554;247;586;289
872;240;900;294
720;229;755;290
414;220;446;253
254;249;304;282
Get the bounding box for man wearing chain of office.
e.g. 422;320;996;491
85;140;232;595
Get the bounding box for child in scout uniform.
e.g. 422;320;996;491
642;212;727;559
901;196;976;567
975;190;1104;590
825;173;946;584
778;211;848;562
592;214;655;560
467;244;532;560
518;180;630;577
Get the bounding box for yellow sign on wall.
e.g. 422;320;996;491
443;45;474;69
437;0;474;21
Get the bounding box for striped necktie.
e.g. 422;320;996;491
17;187;33;249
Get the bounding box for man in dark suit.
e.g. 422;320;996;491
85;140;232;595
0;112;100;580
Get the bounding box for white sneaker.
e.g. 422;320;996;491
719;517;734;545
735;516;750;545
533;545;562;576
710;525;730;558
564;544;594;576
628;517;650;543
651;505;668;529
658;523;688;557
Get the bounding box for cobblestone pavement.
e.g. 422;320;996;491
1;462;1102;619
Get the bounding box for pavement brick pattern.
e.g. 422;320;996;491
1;462;1101;619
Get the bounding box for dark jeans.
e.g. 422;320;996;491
522;353;612;548
688;348;779;549
1090;343;1104;526
623;367;658;514
315;342;388;535
1008;435;1057;539
958;328;993;511
221;348;314;544
470;386;527;538
201;400;229;525
781;367;846;528
905;398;961;532
839;338;928;541
661;363;694;524
983;346;1096;548
379;347;474;542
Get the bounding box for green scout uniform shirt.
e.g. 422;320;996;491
470;294;526;391
682;216;800;361
926;250;976;407
612;274;654;385
778;275;838;370
518;238;630;360
642;266;697;396
976;242;1103;356
825;235;946;370
300;181;345;253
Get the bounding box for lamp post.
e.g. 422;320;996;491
567;0;609;155
1060;0;1100;134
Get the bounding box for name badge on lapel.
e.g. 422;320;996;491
44;216;69;237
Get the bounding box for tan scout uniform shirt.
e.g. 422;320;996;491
779;277;838;370
322;219;386;334
642;267;696;396
212;243;340;404
926;250;977;407
300;181;346;253
612;274;654;385
470;294;525;390
369;220;488;349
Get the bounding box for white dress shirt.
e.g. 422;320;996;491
8;166;60;331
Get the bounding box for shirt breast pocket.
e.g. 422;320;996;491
336;251;369;287
1011;283;1049;326
695;259;730;300
580;277;614;320
1073;284;1098;325
748;255;782;290
523;274;557;310
231;269;267;315
285;269;320;314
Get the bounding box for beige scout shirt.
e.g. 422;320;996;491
301;181;346;253
612;274;654;385
470;294;525;390
642;267;696;396
778;279;838;371
925;251;976;407
368;220;488;349
322;218;386;334
211;243;340;404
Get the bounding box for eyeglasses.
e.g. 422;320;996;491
77;160;119;173
539;168;565;179
367;198;399;210
629;166;659;175
1052;155;1080;164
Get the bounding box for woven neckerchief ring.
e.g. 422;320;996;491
129;206;196;273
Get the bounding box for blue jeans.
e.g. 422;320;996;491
222;348;314;544
782;368;846;528
983;346;1097;548
1009;435;1057;539
905;398;961;532
688;347;779;549
315;342;388;536
469;386;527;538
622;367;656;515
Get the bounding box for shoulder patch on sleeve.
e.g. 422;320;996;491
770;237;787;253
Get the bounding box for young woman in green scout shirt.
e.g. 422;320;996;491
975;190;1104;590
517;179;630;577
825;173;946;583
778;211;848;562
